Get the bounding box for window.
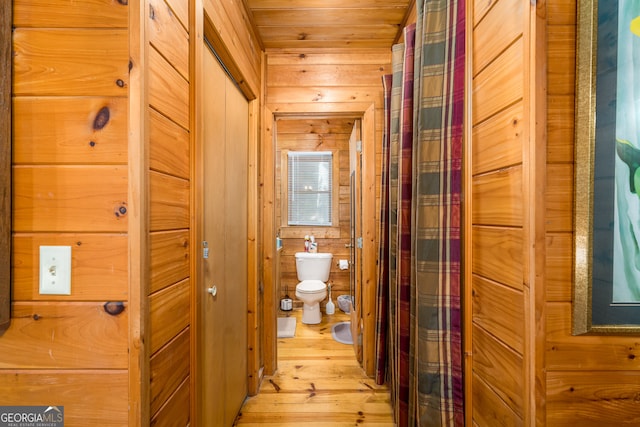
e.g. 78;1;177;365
287;151;333;226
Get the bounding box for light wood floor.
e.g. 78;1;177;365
234;309;396;426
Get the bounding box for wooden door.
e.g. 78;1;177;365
199;44;249;426
348;120;363;363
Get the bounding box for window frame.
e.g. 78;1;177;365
280;149;340;238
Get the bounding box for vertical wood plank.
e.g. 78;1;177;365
190;1;202;423
530;2;548;424
262;106;277;376
129;0;149;424
361;104;377;375
0;0;11;335
247;97;261;395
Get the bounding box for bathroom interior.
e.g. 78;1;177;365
274;115;364;355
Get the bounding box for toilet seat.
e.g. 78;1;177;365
296;280;326;293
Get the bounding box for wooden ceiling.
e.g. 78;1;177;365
244;0;414;50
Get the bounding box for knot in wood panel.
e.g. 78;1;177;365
103;301;125;316
114;203;128;218
93;106;110;130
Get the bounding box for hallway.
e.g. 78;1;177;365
234;310;395;426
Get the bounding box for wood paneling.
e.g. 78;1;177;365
547;24;576;96
268;64;389;87
267;50;391;65
150;377;190;426
267;86;383;105
546;163;573;233
472;166;523;226
472;226;523;291
203;0;262;98
165;0;188;29
9;3;135;424
13;166;128;232
472;275;524;354
545;233;572;302
150;328;190;416
258;25;399;48
13;97;128;165
13;0;128;28
149;171;189;231
149;0;190;80
13;29;129;96
472;0;494;26
473;0;523;75
547;371;640;425
150;230;190;294
544;1;640;425
547;94;575;163
472;374;523;427
0;302;127;369
149;109;190;179
148;47;190;130
473;325;524;418
472;102;524;175
149;279;190;355
248;1;409;49
472;39;524;124
0;371;128;425
261;105;277;377
254;9;406;27
12;234;128;301
546;303;640;371
146;0;192;423
469;0;544;424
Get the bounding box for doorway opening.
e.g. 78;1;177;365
262;104;378;378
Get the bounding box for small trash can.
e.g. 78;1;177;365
337;295;353;313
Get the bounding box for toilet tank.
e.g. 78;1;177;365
295;252;333;282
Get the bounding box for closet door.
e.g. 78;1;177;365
199;44;248;426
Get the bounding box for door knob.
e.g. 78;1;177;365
207;286;217;296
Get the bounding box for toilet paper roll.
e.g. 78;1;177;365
339;259;349;270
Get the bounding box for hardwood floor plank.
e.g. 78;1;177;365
235;309;395;426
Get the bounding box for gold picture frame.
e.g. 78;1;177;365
574;0;640;334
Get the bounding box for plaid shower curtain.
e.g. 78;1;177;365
377;0;464;425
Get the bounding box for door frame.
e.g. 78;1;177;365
262;102;377;376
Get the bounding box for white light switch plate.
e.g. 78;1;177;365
39;246;72;295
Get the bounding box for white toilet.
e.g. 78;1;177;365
295;252;333;324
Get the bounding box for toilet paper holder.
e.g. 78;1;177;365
338;259;349;270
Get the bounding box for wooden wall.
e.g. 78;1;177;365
545;0;640;424
147;0;191;424
470;0;640;425
5;0;262;425
7;1;130;425
275;117;354;306
468;0;545;424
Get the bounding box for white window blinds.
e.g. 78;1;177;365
287;151;333;226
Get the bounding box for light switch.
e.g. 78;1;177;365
39;246;72;295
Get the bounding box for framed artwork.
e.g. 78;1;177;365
574;0;640;334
